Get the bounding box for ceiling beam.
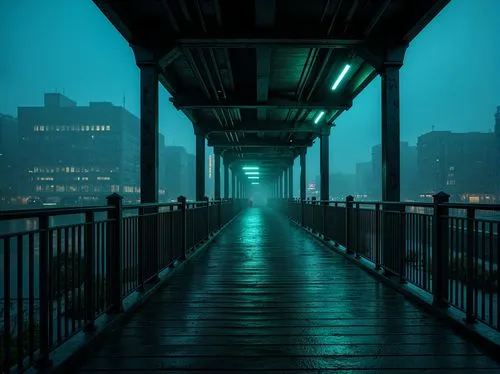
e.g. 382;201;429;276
202;120;327;134
175;37;363;49
255;0;275;121
209;137;312;148
173;96;351;110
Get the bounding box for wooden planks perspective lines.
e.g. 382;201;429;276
78;207;499;373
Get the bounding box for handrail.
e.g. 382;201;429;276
0;205;112;220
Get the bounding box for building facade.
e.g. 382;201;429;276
355;162;372;199
0;114;19;206
17;93;140;205
371;141;418;201
417;130;496;202
163;146;189;201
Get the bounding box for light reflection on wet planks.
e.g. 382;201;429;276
78;207;499;373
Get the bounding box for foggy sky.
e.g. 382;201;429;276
1;0;499;181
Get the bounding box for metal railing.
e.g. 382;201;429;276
271;194;499;334
0;195;246;373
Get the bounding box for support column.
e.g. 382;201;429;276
288;164;294;199
133;45;160;285
381;66;401;202
378;44;407;275
224;160;229;200
284;169;289;198
379;44;406;202
195;129;205;201
214;149;221;200
299;148;307;200
135;50;159;204
232;171;236;198
320;130;330;202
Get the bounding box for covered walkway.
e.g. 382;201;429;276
77;207;498;373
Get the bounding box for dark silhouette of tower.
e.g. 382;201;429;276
495;106;500;198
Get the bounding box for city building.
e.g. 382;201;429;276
0;114;19;206
158;133;167;201
206;153;215;198
417;130;496;202
355;162;372;199
17;93;140;205
186;153;195;200
372;142;418;201
315;172;355;201
495;106;500;198
163;146;189;201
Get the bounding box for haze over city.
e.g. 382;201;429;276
0;0;499;205
2;2;500;372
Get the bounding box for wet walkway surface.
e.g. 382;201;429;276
78;207;499;373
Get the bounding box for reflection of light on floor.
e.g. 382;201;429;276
240;210;266;275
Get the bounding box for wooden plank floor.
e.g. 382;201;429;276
78;207;499;373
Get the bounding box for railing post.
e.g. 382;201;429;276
432;191;450;306
218;200;222;230
35;214;52;368
345;195;354;254
137;207;145;291
465;207;476;323
311;197;317;232
177;196;187;260
301;199;305;227
169;205;175;267
106;193;123;314
84;211;96;331
323;201;329;240
203;196;210;238
398;203;407;284
355;203;361;259
375;203;381;270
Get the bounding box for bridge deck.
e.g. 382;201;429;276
78;207;498;373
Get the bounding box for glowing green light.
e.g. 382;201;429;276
242;166;259;170
331;64;351;90
314;111;325;124
251;182;259;185
245;171;259;175
248;176;260;179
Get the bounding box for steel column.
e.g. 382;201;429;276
381;66;401;202
224;161;229;199
320;132;330;202
214;150;221;200
288;164;294;198
300;149;306;200
232;171;236;198
138;62;159;204
195;132;205;201
284;169;289;198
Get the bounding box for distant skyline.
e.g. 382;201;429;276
1;0;499;179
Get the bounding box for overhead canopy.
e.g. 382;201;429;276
94;0;449;177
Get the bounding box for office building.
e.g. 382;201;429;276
17;93;140;205
372;142;418;201
163;146;189;201
186;153;195;200
0;114;19;206
417;130;496;202
355;162;372;199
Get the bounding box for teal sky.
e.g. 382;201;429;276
1;0;499;179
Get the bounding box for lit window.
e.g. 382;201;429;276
34;125;39;131
91;125;95;131
86;126;90;131
101;125;105;131
106;125;111;131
